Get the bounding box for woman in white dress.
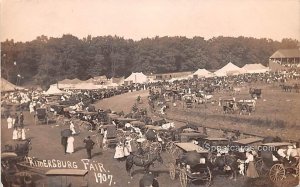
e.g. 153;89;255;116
114;142;125;160
7;116;13;129
21;128;26;140
124;138;132;156
29;103;35;113
12;128;18;140
69;121;76;135
66;136;75;154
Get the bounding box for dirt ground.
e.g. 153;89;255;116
1;86;299;187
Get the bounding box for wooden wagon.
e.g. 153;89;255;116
168;142;212;187
256;142;299;183
34;108;49;125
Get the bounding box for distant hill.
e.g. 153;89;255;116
1;35;298;87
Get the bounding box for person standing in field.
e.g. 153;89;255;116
83;136;95;159
7;115;13;129
66;136;75;154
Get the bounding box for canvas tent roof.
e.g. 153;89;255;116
193;69;213;78
270;49;300;59
1;78;24;92
43;84;67;95
242;63;269;73
59;78;83;84
124;72;148;84
214;62;245;77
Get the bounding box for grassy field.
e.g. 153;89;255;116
167;82;300;141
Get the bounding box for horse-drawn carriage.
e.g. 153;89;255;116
249;88;262;99
218;98;237;114
231;137;263;160
236;100;256;115
3;139;32;159
34;108;50;125
1;152;35;187
183;94;194;108
255;142;299;184
201;137;230;154
178;132;208;143
168;142;212;187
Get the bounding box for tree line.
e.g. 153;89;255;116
1;35;298;88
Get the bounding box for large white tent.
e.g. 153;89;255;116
193;69;213;78
242;63;269;74
1;78;24;92
124;72;148;84
214;62;246;77
43;84;67;95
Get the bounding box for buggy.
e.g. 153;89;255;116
34;108;49;125
249;88;262;99
219;98;237;114
236;100;256;115
168;142;212;187
255;142;299;184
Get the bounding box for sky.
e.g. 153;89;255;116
1;0;299;42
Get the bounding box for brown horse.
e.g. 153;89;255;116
125;151;163;176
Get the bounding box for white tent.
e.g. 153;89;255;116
43;84;67;95
124;72;148;84
242;64;269;74
214;62;246;77
193;69;213;78
1;78;24;92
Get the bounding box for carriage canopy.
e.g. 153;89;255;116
175;143;208;153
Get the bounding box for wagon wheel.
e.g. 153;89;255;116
269;164;285;182
166;141;176;154
169;163;176;180
296;163;299;177
150;142;162;154
199;166;212;187
179;168;188;187
255;159;267;177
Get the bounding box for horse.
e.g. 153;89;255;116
125;151;163;176
4;139;32;158
208;153;239;181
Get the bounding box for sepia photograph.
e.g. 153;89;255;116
1;0;300;187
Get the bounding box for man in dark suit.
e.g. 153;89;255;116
20;112;24;128
61;136;68;154
83;136;95;159
139;172;159;187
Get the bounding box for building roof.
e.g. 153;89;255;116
270;49;300;59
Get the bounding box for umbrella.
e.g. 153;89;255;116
61;129;72;137
145;129;156;141
183;151;201;166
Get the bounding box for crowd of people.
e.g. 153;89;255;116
2;70;300;186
